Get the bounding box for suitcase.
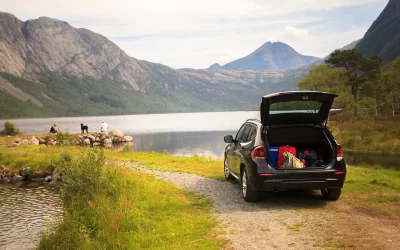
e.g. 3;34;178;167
269;146;279;168
278;145;296;168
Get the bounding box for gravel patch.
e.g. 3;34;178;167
123;163;338;250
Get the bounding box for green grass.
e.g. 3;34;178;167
106;150;224;180
329;116;400;153
342;164;400;216
286;224;301;231
261;227;271;232
313;240;355;249
38;149;224;249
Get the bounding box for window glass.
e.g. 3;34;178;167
269;101;322;114
235;124;247;142
247;126;257;142
240;125;252;142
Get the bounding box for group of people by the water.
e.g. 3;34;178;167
49;121;109;133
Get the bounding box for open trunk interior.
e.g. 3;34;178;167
265;125;335;169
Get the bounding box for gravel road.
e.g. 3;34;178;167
125;163;400;250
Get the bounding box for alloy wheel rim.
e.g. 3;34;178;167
242;172;247;196
224;158;229;178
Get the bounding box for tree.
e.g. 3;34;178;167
326;50;381;116
381;58;400;116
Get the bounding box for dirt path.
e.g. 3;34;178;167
125;163;400;250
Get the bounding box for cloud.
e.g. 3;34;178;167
0;0;389;68
282;26;309;41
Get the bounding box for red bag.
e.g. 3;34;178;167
278;145;296;168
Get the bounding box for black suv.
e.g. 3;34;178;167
223;91;346;202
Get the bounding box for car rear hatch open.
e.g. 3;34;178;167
260;91;338;127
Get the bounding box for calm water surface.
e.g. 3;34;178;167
2;111;398;167
0;183;62;250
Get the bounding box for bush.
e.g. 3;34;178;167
60;148;105;205
0;121;22;136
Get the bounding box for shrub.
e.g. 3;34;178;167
60;148;105;205
55;132;76;146
0;121;22;136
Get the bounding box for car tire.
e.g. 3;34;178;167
321;188;341;200
242;168;258;202
224;157;234;180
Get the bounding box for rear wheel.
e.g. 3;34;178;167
224;157;234;180
321;188;341;200
242;168;258;202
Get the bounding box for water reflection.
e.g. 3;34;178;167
0;183;62;250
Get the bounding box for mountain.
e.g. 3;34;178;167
355;0;400;63
0;12;302;118
208;41;320;71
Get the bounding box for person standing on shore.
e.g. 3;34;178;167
100;121;108;132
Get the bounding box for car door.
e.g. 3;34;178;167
232;124;252;175
226;124;247;176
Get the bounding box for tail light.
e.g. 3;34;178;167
337;143;343;161
337;144;343;157
252;146;265;159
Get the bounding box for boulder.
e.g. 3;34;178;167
11;142;19;147
20;167;34;180
11;174;23;182
83;138;91;145
21;139;30;145
47;141;57;146
30;137;40;145
123;136;133;142
101;131;109;137
110;130;124;138
103;138;112;145
39;138;46;144
87;136;95;142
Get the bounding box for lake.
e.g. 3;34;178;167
1;111;398;167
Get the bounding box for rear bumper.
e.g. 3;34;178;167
255;176;345;191
250;161;347;191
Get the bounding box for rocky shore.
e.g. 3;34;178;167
0;130;133;184
8;130;133;147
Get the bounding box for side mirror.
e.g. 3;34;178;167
224;135;234;143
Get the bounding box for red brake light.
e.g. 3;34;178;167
252;146;265;159
337;144;343;157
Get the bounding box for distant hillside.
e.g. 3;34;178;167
0;12;302;118
208;42;320;71
355;0;400;63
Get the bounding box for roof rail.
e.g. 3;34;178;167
246;118;261;123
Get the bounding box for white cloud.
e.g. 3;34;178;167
0;0;388;68
282;26;309;41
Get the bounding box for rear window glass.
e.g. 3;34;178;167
269;101;322;114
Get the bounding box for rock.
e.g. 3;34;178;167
95;137;100;142
47;141;57;146
87;135;95;142
45;176;52;182
110;130;124;138
31;177;45;182
101;131;109;137
39;138;46;144
11;142;19;147
14;138;22;143
21;139;30;145
123;136;133;142
52;168;62;182
11;174;23;182
103;138;112;145
20;167;34;180
29;137;40;145
93;142;101;146
83;138;91;145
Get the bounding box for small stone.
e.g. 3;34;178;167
83;138;91;145
30;137;40;145
11;175;23;182
103;138;112;145
123;136;133;142
21;139;30;145
45;176;52;182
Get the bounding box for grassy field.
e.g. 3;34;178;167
329;116;400;153
32;148;225;250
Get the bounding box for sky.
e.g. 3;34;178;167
1;0;389;69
